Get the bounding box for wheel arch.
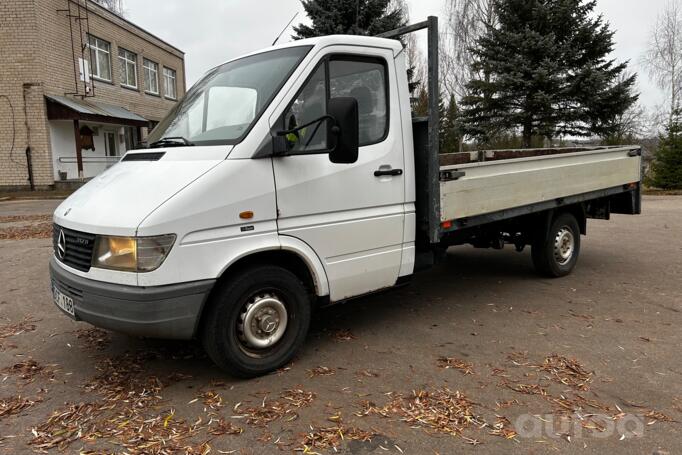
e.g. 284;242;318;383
213;240;329;299
556;203;587;235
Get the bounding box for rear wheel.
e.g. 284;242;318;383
531;212;581;277
201;265;311;378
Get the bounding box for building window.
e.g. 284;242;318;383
143;58;159;94
88;35;112;81
118;48;138;88
163;67;177;99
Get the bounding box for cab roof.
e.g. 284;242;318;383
210;35;403;73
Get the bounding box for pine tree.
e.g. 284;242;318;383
413;86;429;117
293;0;405;38
441;94;462;153
650;109;682;189
293;0;418;93
461;0;638;148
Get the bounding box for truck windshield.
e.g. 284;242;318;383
148;46;312;146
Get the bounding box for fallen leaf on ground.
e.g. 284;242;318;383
332;329;356;342
307;366;335;378
437;357;475;375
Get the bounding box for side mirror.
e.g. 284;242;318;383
328;97;359;164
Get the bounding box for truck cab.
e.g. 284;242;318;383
51;35;417;377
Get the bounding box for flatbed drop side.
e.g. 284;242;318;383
387;19;641;274
49;17;642;377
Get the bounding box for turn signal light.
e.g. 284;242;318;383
239;211;254;220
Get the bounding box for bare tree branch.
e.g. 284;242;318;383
92;0;126;17
440;0;497;99
641;0;682;122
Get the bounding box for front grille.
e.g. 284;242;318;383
53;225;96;272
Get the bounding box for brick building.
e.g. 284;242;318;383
0;0;185;191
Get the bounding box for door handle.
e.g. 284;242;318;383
374;168;403;177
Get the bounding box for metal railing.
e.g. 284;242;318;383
57;155;121;164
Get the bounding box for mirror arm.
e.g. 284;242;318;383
275;114;336;137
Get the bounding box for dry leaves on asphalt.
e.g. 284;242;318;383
2;359;57;384
437;357;475;375
0;222;53;240
488;415;518;440
643;409;674;424
237;389;316;426
356;388;486;439
497;353;675;433
534;354;593;391
0;214;52;224
75;328;111;350
307;366;335;378
331;329;356;342
207;417;243;436
28;350;207;453
355;369;379;378
0;395;43;420
0;317;38;350
297;424;374;453
198;390;224;410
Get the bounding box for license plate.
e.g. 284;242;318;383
52;284;75;317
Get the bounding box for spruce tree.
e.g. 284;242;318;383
293;0;405;38
413;87;429;117
650;109;682;189
293;0;418;93
441;94;462;153
461;0;638;148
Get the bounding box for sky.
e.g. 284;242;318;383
123;0;669;110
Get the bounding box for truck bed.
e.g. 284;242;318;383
438;146;642;225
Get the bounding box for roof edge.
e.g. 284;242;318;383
86;0;184;55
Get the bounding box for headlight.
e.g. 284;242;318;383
93;234;176;272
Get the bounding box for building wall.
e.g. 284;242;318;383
0;0;53;190
35;0;185;121
0;0;185;190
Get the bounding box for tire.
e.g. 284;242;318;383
531;212;581;278
201;265;311;378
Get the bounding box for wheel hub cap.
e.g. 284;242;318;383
553;227;575;265
238;293;288;349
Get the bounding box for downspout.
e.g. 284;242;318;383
22;83;41;191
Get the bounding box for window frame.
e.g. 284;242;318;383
87;35;112;82
163;66;177;100
281;60;329;155
143;58;159;95
280;53;390;156
118;47;138;89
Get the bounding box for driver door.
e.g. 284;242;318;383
272;48;405;301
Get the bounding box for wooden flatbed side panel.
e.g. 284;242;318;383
439;149;641;221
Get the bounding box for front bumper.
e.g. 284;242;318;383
49;258;215;339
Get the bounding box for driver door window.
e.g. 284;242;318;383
283;56;388;154
284;64;327;153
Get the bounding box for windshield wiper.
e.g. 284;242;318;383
149;136;195;148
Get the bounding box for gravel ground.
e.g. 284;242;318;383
0;197;680;454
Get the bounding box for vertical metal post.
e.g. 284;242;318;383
427;16;441;243
376;16;442;244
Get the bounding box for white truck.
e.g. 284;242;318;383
50;18;642;377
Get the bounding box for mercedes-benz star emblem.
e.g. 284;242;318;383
57;229;66;260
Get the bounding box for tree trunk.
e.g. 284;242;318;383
522;122;532;148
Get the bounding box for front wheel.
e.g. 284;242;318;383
531;212;581;278
201;265;311;378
